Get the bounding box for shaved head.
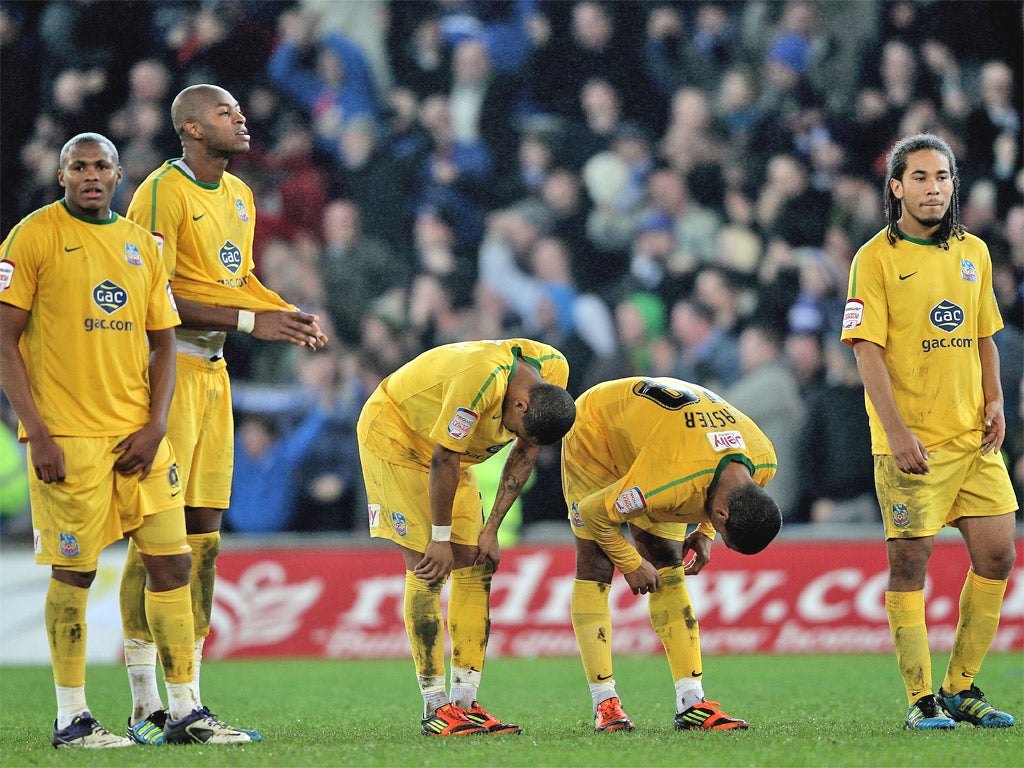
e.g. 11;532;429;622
171;84;233;137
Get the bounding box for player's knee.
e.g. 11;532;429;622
51;566;97;589
142;551;192;591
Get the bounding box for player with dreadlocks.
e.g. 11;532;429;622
841;133;1017;730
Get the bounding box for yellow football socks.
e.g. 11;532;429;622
144;584;195;685
187;531;221;641
571;579;614;684
648;566;703;682
46;578;89;688
942;570;1007;694
404;570;445;679
886;589;930;704
448;564;491;672
120;539;152;641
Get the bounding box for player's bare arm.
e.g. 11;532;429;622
852;339;929;474
475;439;539;569
112;327;176;479
681;530;714;576
416;444;461;586
172;294;328;350
0;303;65;483
978;336;1005;456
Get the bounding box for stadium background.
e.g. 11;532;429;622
0;0;1021;663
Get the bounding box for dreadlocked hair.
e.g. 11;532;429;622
884;133;965;250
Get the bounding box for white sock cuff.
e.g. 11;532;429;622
123;638;158;667
589;681;617;711
674;676;705;712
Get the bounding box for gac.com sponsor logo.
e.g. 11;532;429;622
84;317;135;332
92;279;128;314
921;336;974;352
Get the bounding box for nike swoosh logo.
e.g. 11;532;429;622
691;670;702;677
64;245;83;252
170;490;181;498
899;272;917;280
596;673;612;681
192;213;206;221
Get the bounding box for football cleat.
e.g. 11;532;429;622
163;707;254;744
938;686;1015;728
463;701;523;734
202;708;263;742
595;697;635;732
52;713;134;749
421;703;489;736
905;694;956;730
127;709;167;745
674;699;748;731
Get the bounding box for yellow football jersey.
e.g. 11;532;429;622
841;229;1003;453
359;339;569;469
0;201;179;437
127;160;292;356
563;376;777;537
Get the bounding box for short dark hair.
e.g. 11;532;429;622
523;382;576;445
723;483;782;555
59;132;119;168
884;133;964;249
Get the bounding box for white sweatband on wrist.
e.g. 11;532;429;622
431;525;453;543
236;310;256;334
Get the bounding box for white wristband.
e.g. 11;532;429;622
236;310;256;334
431;525;453;543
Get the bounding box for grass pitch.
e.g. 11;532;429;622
1;652;1021;767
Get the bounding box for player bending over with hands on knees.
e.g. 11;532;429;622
841;132;1017;730
357;339;576;736
562;377;781;733
0;133;246;747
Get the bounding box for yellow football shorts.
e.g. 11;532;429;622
563;456;688;541
875;429;1018;539
359;446;484;553
169;353;233;509
30;434;186;569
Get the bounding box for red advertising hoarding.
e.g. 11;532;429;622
204;540;1024;659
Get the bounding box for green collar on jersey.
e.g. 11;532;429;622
897;229;937;246
510;346;542;377
707;453;755;497
60;199;117;225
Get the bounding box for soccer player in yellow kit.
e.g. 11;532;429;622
118;84;327;744
358;339;576;735
841;133;1017;730
0;132;239;747
562;376;781;733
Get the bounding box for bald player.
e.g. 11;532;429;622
118;84;328;744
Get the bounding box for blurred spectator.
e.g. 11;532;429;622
965;61;1020;191
388;8;452;99
269;9;380;156
302;0;392;96
290;350;365;533
584;291;667;387
413;92;493;249
319;199;407;345
170;3;278;95
796;338;877;525
562;77;628;170
448;37;521;176
756;153;830;247
332;116;416;253
667;297;741;393
528;1;652;122
660;86;726;175
644;3;735;98
724;324;805;521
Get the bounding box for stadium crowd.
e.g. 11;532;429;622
1;0;1021;537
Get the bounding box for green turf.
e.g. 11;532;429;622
1;653;1021;767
